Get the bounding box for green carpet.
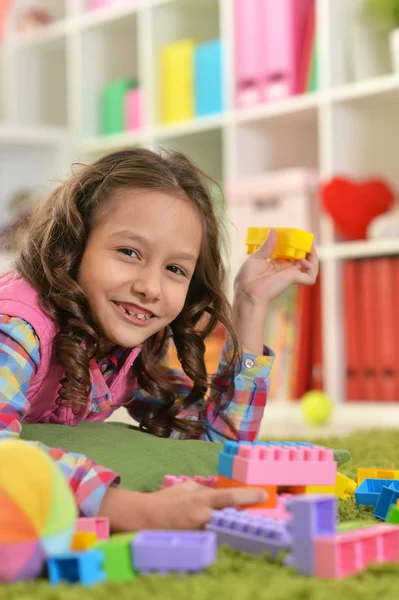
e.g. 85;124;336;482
2;429;399;600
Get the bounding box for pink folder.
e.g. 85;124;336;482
259;0;314;101
234;0;262;108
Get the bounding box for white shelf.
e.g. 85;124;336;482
330;73;399;105
13;19;68;48
319;238;399;260
76;2;141;30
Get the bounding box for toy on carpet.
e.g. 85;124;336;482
0;439;77;583
245;227;314;259
300;390;334;426
321;177;395;241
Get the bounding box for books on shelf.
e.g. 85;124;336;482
343;256;399;402
234;0;317;107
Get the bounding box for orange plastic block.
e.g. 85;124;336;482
71;531;97;551
232;444;336;486
216;475;277;509
357;468;399;486
245;227;314;259
314;525;399;579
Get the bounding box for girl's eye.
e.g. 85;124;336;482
167;265;186;277
119;248;139;258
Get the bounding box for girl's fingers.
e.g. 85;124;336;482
208;487;268;509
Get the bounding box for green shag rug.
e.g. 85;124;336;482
2;429;399;600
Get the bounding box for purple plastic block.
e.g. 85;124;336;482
205;508;291;557
285;494;337;576
132;531;217;574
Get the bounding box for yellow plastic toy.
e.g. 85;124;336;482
245;227;314;260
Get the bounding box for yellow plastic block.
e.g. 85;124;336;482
71;531;98;551
245;227;314;260
160;39;195;124
305;473;356;499
357;468;399;485
305;484;335;495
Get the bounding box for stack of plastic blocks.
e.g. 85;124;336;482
206;494;399;579
217;441;337;513
47;517;217;586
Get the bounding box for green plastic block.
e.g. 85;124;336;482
95;532;138;582
387;505;399;524
100;79;137;135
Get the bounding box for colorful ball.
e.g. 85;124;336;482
300;390;334;426
0;439;78;583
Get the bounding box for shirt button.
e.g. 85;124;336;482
101;364;107;373
244;358;254;369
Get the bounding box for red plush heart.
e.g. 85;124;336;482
321;178;395;240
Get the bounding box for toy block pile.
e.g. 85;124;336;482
355;468;399;522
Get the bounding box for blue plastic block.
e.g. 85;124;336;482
218;440;239;478
285;495;337;576
355;478;397;508
206;508;291;556
133;531;217;573
194;39;223;117
374;482;399;520
47;551;106;586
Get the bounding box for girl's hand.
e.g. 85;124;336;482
234;228;319;306
99;482;267;532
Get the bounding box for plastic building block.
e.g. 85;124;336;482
95;533;137;582
231;442;336;486
76;517;110;540
314;525;399;579
216;475;276;509
47;550;106;586
374;483;399;520
284;495;337;576
245;493;292;521
308;473;356;500
218;440;240;479
206;508;291;557
355;478;397;507
245;227;314;259
71;532;97;551
358;468;399;485
133;531;217;574
387;500;399;524
161;475;217;489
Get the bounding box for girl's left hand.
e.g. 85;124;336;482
234;228;319;306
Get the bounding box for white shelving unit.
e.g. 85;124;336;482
3;0;399;424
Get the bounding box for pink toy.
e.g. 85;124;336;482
232;445;336;486
259;0;314;101
161;475;217;490
234;0;262;107
75;517;110;541
125;88;142;132
314;525;399;579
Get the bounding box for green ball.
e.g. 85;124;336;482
300;390;334;426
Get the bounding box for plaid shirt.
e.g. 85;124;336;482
0;315;274;517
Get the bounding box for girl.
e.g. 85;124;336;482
0;148;318;531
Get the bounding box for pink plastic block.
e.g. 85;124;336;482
259;0;314;101
234;0;262;108
75;517;110;540
161;475;217;490
125;88;142;132
314;525;399;579
232;445;336;486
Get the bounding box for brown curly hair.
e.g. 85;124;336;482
16;148;241;438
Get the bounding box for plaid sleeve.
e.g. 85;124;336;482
199;338;275;443
0;315;120;517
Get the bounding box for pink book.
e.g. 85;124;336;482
234;0;262;108
259;0;314;101
125;88;142;131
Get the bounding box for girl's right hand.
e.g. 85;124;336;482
99;483;267;532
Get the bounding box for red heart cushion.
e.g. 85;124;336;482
321;178;395;240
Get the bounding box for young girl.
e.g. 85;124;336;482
0;148;318;532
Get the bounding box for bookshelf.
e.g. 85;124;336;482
2;0;399;420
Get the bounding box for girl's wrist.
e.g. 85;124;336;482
98;486;151;532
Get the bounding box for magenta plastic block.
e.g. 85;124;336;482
206;508;291;556
161;475;217;490
284;495;337;576
232;443;336;486
132;531;217;574
76;517;110;540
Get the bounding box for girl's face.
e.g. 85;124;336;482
78;189;203;348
